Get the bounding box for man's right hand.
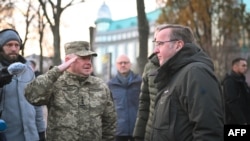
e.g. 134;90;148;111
57;56;78;72
0;67;13;88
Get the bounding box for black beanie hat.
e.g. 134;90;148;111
0;29;22;49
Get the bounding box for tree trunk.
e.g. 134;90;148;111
52;24;61;65
136;0;149;75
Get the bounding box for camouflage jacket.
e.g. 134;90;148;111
25;67;116;141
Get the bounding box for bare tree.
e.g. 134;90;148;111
0;0;36;56
38;0;85;65
0;1;15;28
21;0;36;56
37;5;46;73
136;0;149;75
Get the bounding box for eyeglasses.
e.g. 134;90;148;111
241;64;247;67
153;39;179;47
117;61;130;65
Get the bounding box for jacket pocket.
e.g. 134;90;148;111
154;90;172;129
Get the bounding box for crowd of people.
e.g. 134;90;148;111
0;24;249;141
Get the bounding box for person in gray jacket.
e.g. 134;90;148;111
151;24;224;141
0;29;46;141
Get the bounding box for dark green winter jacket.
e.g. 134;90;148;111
133;54;159;141
151;43;224;141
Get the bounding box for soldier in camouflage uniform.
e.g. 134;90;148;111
25;41;116;141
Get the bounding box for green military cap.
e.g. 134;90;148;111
64;41;97;57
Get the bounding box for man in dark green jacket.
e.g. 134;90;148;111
151;24;224;141
133;53;159;141
133;25;164;141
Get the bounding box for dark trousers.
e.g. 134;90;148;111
115;136;134;141
0;133;6;141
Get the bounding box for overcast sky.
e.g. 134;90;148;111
22;0;250;57
61;0;250;44
61;0;157;43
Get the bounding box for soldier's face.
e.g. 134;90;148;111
69;55;93;77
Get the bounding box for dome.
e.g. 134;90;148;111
97;2;112;20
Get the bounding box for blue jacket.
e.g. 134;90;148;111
108;71;142;136
0;57;46;141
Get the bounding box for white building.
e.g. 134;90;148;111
93;2;161;81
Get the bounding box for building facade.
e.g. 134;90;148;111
93;2;161;81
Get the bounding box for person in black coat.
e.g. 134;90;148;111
222;57;250;125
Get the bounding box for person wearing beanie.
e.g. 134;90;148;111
0;29;46;141
0;29;21;50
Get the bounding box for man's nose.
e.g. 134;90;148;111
153;46;159;54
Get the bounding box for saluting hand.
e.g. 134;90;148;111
57;56;78;72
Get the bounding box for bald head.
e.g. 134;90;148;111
116;54;130;62
116;54;131;77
